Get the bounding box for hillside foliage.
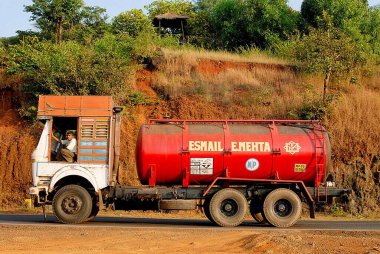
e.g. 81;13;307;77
0;0;379;213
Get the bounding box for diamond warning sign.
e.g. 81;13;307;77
284;141;301;155
190;158;213;175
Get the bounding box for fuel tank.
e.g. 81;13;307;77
136;120;330;187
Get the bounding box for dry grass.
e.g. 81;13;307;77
152;47;319;120
327;87;380;214
329;87;380;162
160;47;290;65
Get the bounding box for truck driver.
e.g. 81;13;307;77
52;131;77;163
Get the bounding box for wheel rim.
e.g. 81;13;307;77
273;199;292;217
220;199;238;217
61;195;82;215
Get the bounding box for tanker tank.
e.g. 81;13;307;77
136;120;330;187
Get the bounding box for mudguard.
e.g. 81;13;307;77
49;165;99;193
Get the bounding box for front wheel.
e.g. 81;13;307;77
86;205;99;222
209;188;248;227
262;188;302;228
52;185;93;224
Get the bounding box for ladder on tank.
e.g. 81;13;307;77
312;123;328;203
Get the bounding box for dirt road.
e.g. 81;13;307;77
0;213;379;254
0;214;380;231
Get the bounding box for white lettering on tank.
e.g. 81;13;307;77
264;142;271;152
217;142;223;151
252;142;259;151
208;142;214;151
195;141;200;150
232;142;238;152
189;141;195;151
188;141;271;152
200;141;207;151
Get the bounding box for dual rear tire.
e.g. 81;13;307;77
262;188;302;228
249;195;267;224
203;188;248;227
203;188;302;228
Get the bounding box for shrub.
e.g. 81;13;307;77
6;36;134;119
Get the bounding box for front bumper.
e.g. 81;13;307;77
29;186;49;205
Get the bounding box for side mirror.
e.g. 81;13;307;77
113;107;123;114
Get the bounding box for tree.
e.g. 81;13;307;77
112;9;154;37
0;42;7;68
145;0;195;19
367;7;380;57
299;0;380;68
244;0;299;49
300;0;370;40
294;17;366;101
209;0;247;49
68;6;110;44
5;35;134;119
25;0;84;44
187;0;216;47
191;0;299;50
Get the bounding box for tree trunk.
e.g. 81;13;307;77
323;68;331;102
55;18;63;44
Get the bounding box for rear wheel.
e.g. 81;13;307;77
53;185;92;224
251;212;266;223
262;188;302;228
203;197;215;224
209;188;248;227
249;197;267;224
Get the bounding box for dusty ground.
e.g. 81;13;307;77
0;223;379;254
0;210;379;254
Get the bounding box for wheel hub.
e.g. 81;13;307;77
61;195;82;214
224;204;233;212
274;199;292;217
278;204;286;212
221;199;238;217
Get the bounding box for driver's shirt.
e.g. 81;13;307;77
61;138;77;154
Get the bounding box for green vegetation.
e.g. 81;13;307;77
190;0;299;50
112;9;154;37
0;0;378;118
24;0;109;44
0;0;378;123
292;19;367;101
145;0;194;19
0;0;379;213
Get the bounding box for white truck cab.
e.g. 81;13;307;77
29;96;122;223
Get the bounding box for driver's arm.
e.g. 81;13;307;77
52;134;62;144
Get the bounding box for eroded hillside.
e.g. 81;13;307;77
0;48;379;214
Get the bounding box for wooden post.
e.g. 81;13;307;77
159;20;161;37
181;20;185;43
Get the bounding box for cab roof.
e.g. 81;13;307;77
37;96;113;118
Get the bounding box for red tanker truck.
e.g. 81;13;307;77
29;96;348;227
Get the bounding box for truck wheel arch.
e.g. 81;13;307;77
49;166;99;194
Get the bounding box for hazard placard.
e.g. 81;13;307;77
190;158;213;175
